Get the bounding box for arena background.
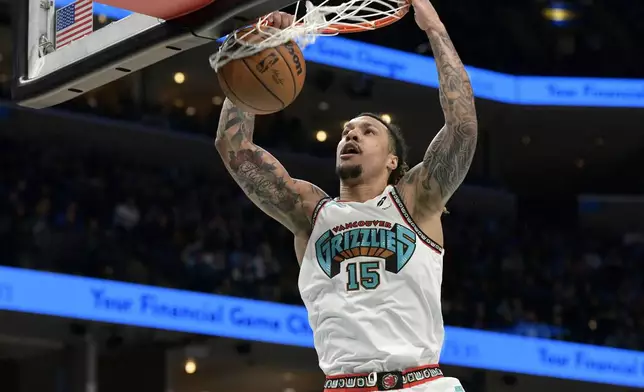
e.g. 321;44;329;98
1;1;644;391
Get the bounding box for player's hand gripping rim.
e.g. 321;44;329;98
265;11;296;29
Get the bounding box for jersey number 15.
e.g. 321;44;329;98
346;261;381;291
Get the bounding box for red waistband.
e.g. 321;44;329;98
324;364;443;392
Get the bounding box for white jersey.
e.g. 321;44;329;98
299;185;446;376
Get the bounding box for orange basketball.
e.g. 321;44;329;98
217;33;306;115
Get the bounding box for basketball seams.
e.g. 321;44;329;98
217;34;305;114
274;45;298;101
241;55;286;108
218;67;273;114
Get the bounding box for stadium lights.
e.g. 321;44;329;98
588;319;597;331
316;130;328;142
380;114;392;124
174;72;186;84
184;359;197;374
542;3;576;25
186;107;196;116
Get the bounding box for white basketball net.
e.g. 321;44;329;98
209;0;408;71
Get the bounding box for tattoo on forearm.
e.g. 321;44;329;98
228;149;301;212
216;99;256;148
226;149;312;232
421;29;478;202
215;99;320;233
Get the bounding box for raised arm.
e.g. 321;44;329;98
215;98;328;235
397;0;478;219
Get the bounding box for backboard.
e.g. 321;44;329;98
12;0;297;109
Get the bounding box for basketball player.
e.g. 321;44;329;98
215;0;476;390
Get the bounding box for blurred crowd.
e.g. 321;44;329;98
0;136;302;304
1;134;643;352
353;0;644;77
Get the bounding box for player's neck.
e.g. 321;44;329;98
338;182;388;203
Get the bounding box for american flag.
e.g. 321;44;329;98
55;0;94;49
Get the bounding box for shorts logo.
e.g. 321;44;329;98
382;373;398;390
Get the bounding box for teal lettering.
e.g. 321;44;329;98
370;229;380;247
314;223;418;279
346;263;360;291
385;230;396;253
315;230;332;276
360;261;380;289
359;229;371;247
349;230;360;248
331;235;343;258
394;224;416;270
377;229;386;248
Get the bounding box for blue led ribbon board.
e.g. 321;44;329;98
0;266;643;387
301;37;644;108
56;2;644;108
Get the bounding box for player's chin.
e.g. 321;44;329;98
336;160;358;171
335;163;363;181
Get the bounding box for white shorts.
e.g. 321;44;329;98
394;377;465;392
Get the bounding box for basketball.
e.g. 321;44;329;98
217;32;306;115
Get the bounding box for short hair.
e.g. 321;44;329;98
357;113;409;185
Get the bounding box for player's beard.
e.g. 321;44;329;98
336;164;363;181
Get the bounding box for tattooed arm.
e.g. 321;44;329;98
397;8;477;220
215;98;328;235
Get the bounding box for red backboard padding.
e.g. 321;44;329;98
101;0;215;20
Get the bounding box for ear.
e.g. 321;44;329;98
387;154;399;172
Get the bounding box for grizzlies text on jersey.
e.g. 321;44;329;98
299;185;446;376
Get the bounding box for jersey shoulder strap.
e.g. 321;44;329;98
311;197;332;227
389;187;444;255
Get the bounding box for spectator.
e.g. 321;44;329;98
1;135;643;352
114;197;140;230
